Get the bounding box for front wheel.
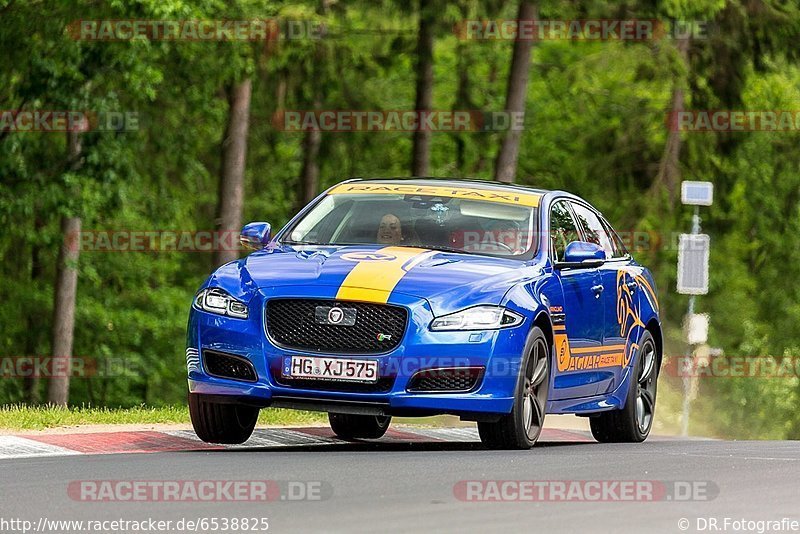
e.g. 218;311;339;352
328;413;391;440
478;326;550;450
188;392;259;444
590;331;659;443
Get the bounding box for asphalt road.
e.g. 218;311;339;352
1;438;798;534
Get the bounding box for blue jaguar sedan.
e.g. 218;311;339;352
186;179;661;449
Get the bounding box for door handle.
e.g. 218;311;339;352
591;284;604;297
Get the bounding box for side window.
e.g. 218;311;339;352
570;203;614;259
601;218;629;259
549;201;581;262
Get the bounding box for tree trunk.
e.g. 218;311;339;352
453;18;472;175
411;0;434;177
298;93;322;206
47;131;83;407
494;1;537;183
213;78;252;267
297;31;326;208
23;213;44;404
47;215;81;407
276;71;287;114
652;38;690;205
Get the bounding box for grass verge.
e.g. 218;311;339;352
0;404;326;431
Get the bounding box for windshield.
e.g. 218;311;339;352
282;191;540;260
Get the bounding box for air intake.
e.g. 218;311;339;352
407;367;484;392
203;350;257;382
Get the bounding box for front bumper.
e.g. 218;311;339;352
186;288;529;417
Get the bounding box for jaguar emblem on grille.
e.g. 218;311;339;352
328;307;344;324
315;305;357;326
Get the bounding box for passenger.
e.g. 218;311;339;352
377;214;404;245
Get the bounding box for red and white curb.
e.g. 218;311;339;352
0;427;594;459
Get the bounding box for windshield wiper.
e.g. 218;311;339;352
330;243;478;255
281;241;487;257
421;245;477;255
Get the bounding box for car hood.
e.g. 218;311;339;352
207;245;542;314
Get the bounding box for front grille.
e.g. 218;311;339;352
266;299;407;354
203;350;258;382
407;367;484;392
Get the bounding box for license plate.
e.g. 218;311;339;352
285;356;378;383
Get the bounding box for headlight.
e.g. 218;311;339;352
194;288;249;319
429;305;524;331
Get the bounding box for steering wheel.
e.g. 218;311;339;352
490;240;515;253
477;238;514;254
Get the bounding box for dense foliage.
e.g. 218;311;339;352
1;0;799;437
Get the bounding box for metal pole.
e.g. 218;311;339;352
680;205;701;437
690;205;700;234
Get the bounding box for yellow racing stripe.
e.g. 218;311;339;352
336;247;435;303
635;274;659;312
569;344;627;355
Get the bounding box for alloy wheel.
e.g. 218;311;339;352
522;337;549;441
635;340;657;434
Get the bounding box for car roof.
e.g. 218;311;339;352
343;177;551;196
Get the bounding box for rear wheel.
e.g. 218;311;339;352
590;331;658;443
188;392;259;444
478;326;549;450
328;413;391;440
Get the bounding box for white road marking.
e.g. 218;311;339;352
664;452;800;462
407;427;480;441
0;436;81;459
166;428;339;448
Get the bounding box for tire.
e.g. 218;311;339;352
590;330;659;443
328;413;391;440
188;392;259;444
478;326;550;450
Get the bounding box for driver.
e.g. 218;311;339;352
377;214;404;245
488;220;523;254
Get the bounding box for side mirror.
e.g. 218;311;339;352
556;241;606;269
240;222;272;250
